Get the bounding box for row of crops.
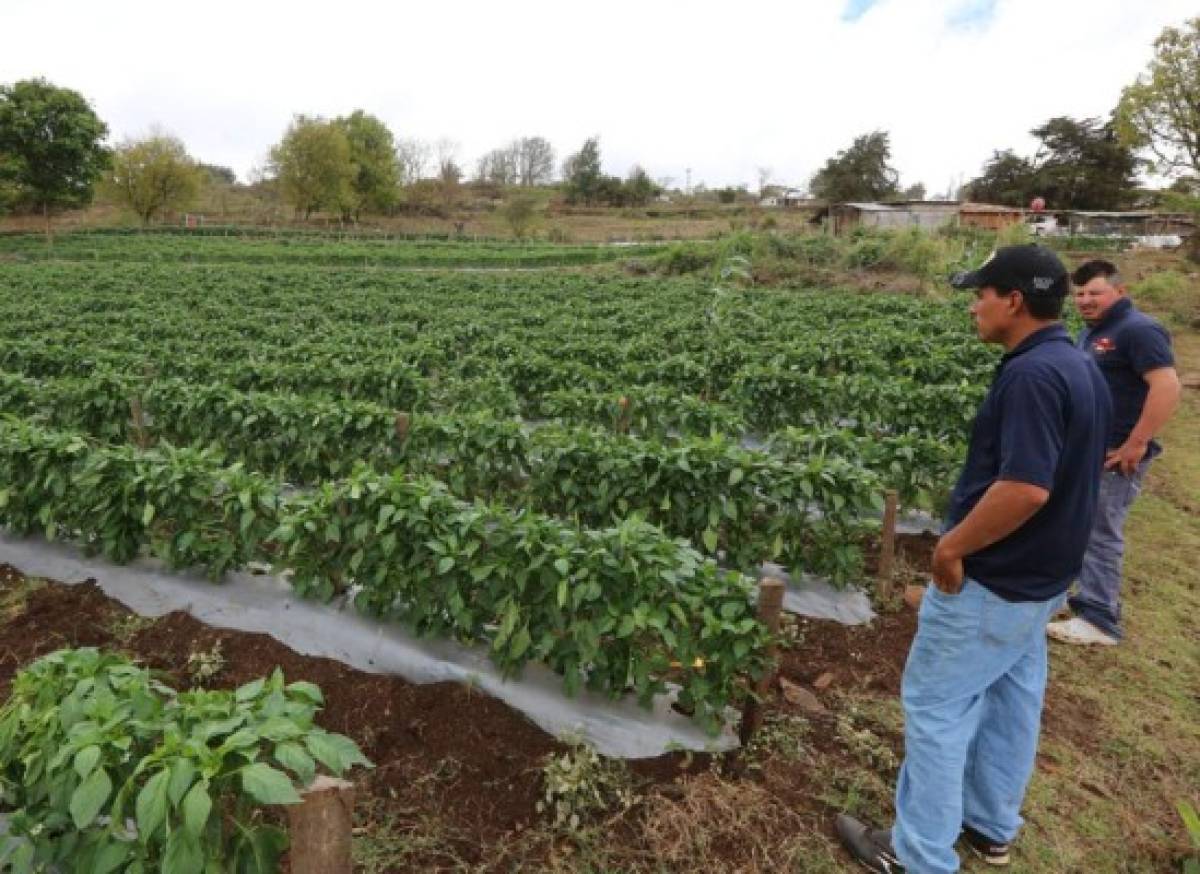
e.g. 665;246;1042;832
0;248;993;729
0;231;664;268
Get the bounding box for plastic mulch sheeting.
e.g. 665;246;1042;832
0;532;879;757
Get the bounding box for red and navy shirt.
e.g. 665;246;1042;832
946;324;1111;602
1077;297;1174;459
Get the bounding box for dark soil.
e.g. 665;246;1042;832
0;558;923;871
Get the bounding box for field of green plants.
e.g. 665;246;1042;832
0;237;995;731
0;228;663;268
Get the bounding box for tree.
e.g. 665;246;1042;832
267;115;356;220
197;163;237;185
516;136;555;186
962;150;1037;206
963;118;1138;210
475;145;518;186
756;166;773;196
501;193;539;238
435;138;462;207
623;165;659;206
334;110;400;218
395;137;430;184
899;182;927;201
562;136;602;205
107;132;204;225
809;131;899;202
1116;17;1200;178
0;78;110;231
1029;116;1137;210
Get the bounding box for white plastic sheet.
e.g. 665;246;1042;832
1;532;880;757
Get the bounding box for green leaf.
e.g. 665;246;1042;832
69;766;112;829
553;558;570;576
136;768;170;841
163;828;203;874
274;742;317;786
304;731;371;774
702;528;719;553
235;677;265;701
285;681;324;705
93;841;132;874
510;627;532;659
728;467;744;486
182;780;212;837
142;502;156;525
73;744;102;779
437;556;455;574
241;762;301;805
168;758;197;806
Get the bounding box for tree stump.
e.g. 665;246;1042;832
287;776;355;874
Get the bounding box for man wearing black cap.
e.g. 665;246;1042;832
837;245;1111;873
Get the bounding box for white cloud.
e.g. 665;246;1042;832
1;0;1193;190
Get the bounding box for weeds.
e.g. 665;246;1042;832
185;638;226;684
538;735;637;832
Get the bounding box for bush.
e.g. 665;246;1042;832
1135;270;1200;326
656;242;719;275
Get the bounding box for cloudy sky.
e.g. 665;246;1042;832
1;0;1192;192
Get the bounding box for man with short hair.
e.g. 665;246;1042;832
836;245;1111;873
1046;259;1181;646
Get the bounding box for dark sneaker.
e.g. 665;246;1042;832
961;824;1011;866
835;814;906;873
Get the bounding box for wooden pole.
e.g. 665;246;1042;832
877;490;899;601
739;576;786;746
394;411;411;442
129;397;149;449
286;776;355;874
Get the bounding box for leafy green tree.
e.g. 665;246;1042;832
964;117;1137;209
623;165;659;206
809;131;899;202
197;163;237;185
1029;116;1137;210
0;78;110;230
1117;17;1200;178
562;136;603;205
267;115;356;220
963;150;1037;206
501;193;539;238
334;110;399;218
107;132;204;225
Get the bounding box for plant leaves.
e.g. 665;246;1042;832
241;762;302;805
69;766;112;829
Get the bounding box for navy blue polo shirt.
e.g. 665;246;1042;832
1077;297;1174;459
945;324;1111;602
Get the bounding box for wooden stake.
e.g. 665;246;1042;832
877;490;899;601
286;776;355;874
394;411;411;442
129;397;149;449
739;576;786;746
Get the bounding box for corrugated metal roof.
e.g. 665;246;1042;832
841;202;899;211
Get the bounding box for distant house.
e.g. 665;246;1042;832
812;200;1023;235
958;202;1025;231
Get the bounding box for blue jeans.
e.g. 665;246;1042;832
1069;459;1151;640
892;580;1064;874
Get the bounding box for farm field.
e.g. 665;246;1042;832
0;232;1196;872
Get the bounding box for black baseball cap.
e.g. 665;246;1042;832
950;244;1068;297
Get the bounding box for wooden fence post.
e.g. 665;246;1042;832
286;776;355;874
129;397;149;449
877;490;899;601
739;576;786;746
394;411;411;442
